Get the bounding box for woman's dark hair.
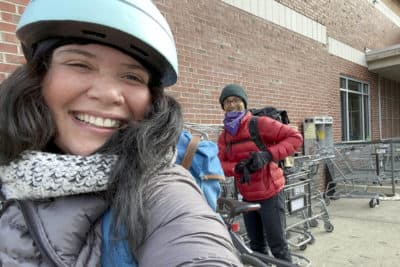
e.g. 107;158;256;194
99;94;183;255
0;45;54;163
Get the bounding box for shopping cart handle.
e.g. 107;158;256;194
218;197;260;218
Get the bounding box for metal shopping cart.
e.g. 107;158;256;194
284;156;335;252
325;145;385;208
184;122;223;142
284;170;314;251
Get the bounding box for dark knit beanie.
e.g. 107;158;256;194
219;84;248;109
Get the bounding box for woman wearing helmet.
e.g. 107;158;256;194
0;0;241;266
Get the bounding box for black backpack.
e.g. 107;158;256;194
246;106;290;152
248;107;290;125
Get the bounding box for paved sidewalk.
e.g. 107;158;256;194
294;197;400;267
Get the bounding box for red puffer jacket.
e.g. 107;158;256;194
218;112;303;201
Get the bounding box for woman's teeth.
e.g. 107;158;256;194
75;114;121;128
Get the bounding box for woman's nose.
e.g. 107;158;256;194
86;76;124;105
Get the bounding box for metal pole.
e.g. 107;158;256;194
391;142;395;196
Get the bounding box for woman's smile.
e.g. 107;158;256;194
73;112;124;129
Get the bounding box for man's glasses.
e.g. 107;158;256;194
223;97;243;106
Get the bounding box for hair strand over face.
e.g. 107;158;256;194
98;94;183;254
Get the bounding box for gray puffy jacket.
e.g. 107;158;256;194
0;151;242;267
0;151;113;267
0;194;107;266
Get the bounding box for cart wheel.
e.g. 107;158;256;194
299;244;307;251
308;234;315;245
309;219;319;228
369;198;378;208
324;197;331;206
286;231;291;239
240;253;268;267
324;222;334;233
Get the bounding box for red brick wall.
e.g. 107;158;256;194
1;0;399;141
154;0;398;141
156;0;334;127
380;78;400;139
276;0;400;50
0;0;27;80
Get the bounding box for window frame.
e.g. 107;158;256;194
340;76;371;142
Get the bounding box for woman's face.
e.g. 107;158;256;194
41;43;151;155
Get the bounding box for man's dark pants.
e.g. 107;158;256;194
243;190;292;262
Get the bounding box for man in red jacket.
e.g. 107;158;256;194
217;84;303;262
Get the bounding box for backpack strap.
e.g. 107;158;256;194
16;200;68;267
0;182;4;202
249;116;267;151
181;134;201;170
0;183;5;212
224;116;267;152
249;117;286;169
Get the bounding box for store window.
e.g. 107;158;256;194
340;77;371;141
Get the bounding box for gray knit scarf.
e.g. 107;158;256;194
0;150;175;200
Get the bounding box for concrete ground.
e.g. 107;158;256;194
292;196;400;267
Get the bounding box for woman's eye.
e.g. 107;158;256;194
122;73;144;83
67;62;91;69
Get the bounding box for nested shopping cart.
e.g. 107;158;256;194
284;155;334;251
325;141;400;207
324;145;386;208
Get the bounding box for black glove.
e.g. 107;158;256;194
234;158;251;174
240;166;251;184
247;151;272;173
235;159;252;184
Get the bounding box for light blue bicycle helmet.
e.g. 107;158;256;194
16;0;178;87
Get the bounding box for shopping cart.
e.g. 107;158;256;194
184;122;223;142
325;146;384;208
284;159;334;252
284;170;314;251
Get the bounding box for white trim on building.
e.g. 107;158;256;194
222;0;400;68
328;38;367;67
368;0;400;27
222;0;327;44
